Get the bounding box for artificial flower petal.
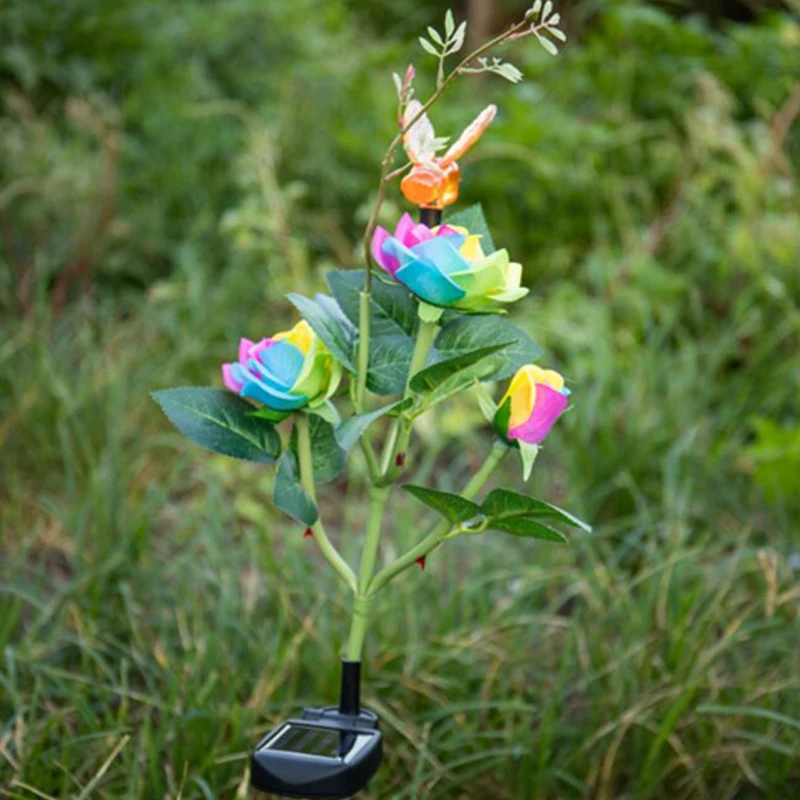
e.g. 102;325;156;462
395;259;466;306
450;249;509;296
222;363;244;393
291;344;334;402
257;341;305;388
274;319;314;356
506;261;523;290
494;365;570;447
238;337;257;364
222;320;341;412
240;378;308;410
371;215;525;311
394;212;417;244
508;384;569;445
504;366;538;430
459;234;485;261
381;236;419;269
412;237;470;275
527;365;566;392
371;226;400;275
409;223;435;244
487;287;529;305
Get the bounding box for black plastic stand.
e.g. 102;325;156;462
419;207;443;227
250;659;382;798
338;660;361;716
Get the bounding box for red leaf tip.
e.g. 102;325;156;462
304;527;314;539
415;555;427;571
396;452;406;467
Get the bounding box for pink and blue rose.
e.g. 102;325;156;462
222;320;341;411
371;213;528;311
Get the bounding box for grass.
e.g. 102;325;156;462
1;248;799;799
2;7;799;794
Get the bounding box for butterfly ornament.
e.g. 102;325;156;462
400;100;497;211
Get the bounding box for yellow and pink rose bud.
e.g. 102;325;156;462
494;365;570;445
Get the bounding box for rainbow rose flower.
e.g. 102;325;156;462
371;212;528;311
494;365;570;445
222;320;341;411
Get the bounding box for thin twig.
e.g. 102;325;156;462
361;14;538;290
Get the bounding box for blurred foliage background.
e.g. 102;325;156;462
1;0;799;798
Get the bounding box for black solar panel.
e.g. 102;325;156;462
268;725;343;758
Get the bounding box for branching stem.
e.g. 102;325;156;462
342;7;549;660
361;13;539;289
368;441;510;594
378;317;438;481
296;412;357;592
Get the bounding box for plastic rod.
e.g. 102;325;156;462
419;207;443;227
339;660;361;716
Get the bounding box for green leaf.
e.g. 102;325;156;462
451;21;467;52
249;406;291;424
386;397;415;416
410;342;511;395
419;37;439;56
287;292;356;371
273;451;317;525
326;270;431;395
309;400;340;425
403;484;481;524
482;488;591;532
427;26;443;46
436;316;541;383
152;388;281;464
489;516;568;542
536;32;559;56
444;9;455;37
493;396;511;440
475;383;497;423
445;204;496;253
493;61;524;84
365;335;416;395
335;400;405;453
289;414;345;483
327;270;419;339
519;441;539;481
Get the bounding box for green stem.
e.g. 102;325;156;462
295;412;357;593
406;318;439;392
360;436;380;481
461;440;511;500
378;317;438;480
357;487;391;592
343;316;437;655
345;595;372;662
355;291;370;414
368;440;510;594
345;485;391;660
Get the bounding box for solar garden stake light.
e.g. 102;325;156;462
152;4;589;797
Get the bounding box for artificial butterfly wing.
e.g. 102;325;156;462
440;104;497;167
402;99;438;163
